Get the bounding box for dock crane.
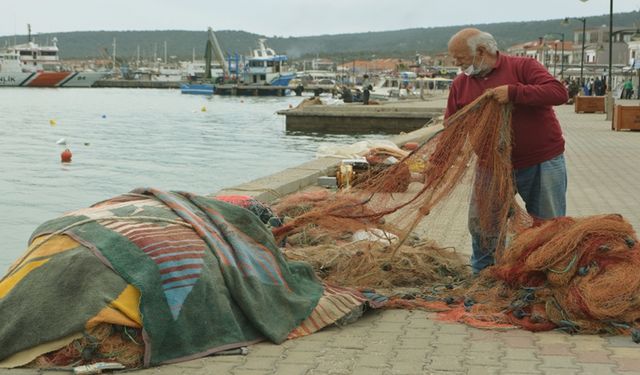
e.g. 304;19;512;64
204;27;230;81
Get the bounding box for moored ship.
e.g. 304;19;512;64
181;28;294;96
0;26;108;88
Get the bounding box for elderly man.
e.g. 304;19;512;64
445;28;569;273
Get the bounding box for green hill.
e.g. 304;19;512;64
1;11;639;62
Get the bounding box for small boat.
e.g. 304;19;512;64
0;25;108;88
180;83;214;95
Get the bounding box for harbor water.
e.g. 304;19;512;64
0;88;379;272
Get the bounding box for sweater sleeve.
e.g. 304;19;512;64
507;58;568;106
444;82;459;119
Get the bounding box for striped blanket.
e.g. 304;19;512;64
1;188;328;366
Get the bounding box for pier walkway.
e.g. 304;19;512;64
4;98;640;375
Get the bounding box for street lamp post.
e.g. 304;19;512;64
561;34;565;81
580;19;586;85
562;17;586;85
608;0;614;121
553;41;558;76
545;33;566;80
608;0;613;94
580;0;614;119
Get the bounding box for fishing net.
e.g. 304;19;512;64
27;324;144;369
18;92;640;371
274;92;524;256
274;92;640;336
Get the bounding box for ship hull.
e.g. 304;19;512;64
180;83;215;95
0;71;107;87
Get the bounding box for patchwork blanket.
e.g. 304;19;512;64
0;188;325;366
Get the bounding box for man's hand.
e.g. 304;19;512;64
488;85;510;104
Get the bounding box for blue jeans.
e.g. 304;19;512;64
468;154;567;273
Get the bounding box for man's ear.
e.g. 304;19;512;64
476;46;487;57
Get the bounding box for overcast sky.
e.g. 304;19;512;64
3;0;640;38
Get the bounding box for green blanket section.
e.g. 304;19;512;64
26;189;324;366
0;247;129;360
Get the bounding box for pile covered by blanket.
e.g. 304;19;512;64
0;188;371;368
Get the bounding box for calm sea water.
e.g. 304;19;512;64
0;88;379;272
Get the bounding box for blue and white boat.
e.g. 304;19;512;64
211;39;294;96
180;83;214;95
181;30;295;96
242;38;295;87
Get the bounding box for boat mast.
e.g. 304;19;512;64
112;38;117;71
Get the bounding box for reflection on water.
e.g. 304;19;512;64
0;89;383;271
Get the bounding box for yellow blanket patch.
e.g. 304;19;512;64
86;285;142;330
1;235;81;299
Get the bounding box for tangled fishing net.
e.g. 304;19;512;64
275;92;640;336
27;324;143;368
25;93;640;369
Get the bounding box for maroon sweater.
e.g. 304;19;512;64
445;52;568;169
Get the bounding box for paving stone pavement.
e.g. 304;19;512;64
3;103;640;375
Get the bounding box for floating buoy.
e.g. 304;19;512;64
403;142;419;151
49;119;57;126
60;148;72;163
201;106;207;112
101;114;107;119
84;142;90;146
56;138;67;145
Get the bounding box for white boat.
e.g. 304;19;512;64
367;73;451;101
181;30;294;96
182;60;225;82
242;39;294;86
296;70;337;85
0;26;108;88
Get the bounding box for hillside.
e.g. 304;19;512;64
1;11;639;62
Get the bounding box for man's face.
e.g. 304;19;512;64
450;44;476;70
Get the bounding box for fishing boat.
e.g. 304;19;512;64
242;38;295;87
181;28;295;96
213;39;294;96
0;26;108;88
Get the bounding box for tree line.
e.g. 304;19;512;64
1;11;638;62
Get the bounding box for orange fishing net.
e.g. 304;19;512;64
28;93;640;370
274;92;524;254
28;324;144;368
276;92;640;336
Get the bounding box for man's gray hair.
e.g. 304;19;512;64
467;32;498;55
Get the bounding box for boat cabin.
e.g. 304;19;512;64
0;51;22;73
3;38;61;72
244;39;289;85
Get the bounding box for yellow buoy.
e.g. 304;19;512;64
49;119;57;126
201;106;207;112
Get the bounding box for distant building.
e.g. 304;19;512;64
505;26;637;80
432;52;455;68
336;58;413;75
575;26;632;67
626;30;640;69
507;38;574;74
310;58;334;71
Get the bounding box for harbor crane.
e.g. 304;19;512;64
205;27;230;80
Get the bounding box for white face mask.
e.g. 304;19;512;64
463;54;485;76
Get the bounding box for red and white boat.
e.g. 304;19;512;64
0;27;108;88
